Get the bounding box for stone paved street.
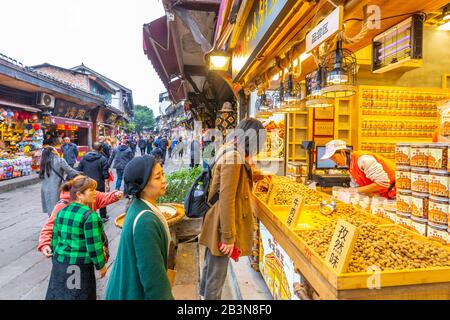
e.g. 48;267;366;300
0;152;192;300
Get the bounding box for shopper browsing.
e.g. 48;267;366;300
199;118;266;300
37;176;124;258
45;176;107;300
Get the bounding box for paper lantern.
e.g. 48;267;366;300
33;123;40;130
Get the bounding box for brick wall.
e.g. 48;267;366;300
35;67;90;91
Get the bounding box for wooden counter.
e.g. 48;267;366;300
253;195;450;300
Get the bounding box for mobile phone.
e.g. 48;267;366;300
218;242;241;262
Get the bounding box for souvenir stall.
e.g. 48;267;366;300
0;108;42;180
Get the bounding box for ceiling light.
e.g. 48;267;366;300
438;21;450;30
207;50;231;71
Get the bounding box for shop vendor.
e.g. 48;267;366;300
321;139;396;199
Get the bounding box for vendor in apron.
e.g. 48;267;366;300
321;140;396;199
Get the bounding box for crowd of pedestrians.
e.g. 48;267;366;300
36;117;267;300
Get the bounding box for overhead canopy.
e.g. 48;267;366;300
143;15;188;102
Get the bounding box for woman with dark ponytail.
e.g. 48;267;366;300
45;176;107;300
106;155;174;300
40;146;78;216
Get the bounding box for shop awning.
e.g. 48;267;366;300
143;16;187;102
0;99;41;113
50;116;93;129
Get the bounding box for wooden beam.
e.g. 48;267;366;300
185;74;201;93
177;0;221;12
184;64;207;76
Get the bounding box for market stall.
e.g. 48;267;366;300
253;175;450;300
42;99;93;161
0;108;42;179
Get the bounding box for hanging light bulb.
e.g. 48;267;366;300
284;74;297;102
326;39;349;85
311;65;325;96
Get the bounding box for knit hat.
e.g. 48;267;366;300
124;155;156;197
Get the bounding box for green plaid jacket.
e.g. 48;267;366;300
51;202;105;270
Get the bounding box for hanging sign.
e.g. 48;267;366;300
53;100;91;121
325;219;359;274
306;6;343;53
232;0;293;80
286;196;304;229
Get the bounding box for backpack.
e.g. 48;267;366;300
184;147;237;218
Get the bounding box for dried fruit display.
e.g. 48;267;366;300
267;182;324;206
298;222;450;273
329;203;389;226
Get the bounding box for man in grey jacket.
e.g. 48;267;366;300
108;141;134;191
61;137;78;168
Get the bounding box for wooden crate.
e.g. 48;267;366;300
252;194;450;299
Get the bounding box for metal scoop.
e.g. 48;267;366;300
319;200;337;216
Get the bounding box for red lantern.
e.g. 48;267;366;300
33;123;40;131
14;112;19;119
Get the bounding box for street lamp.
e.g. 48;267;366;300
207;50;231;71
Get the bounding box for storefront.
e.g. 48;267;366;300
43;99;94;160
93;106;121;146
218;0;450;300
0;106;41;179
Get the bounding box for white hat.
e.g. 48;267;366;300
321;139;347;160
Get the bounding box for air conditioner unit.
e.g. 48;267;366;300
36;93;55;108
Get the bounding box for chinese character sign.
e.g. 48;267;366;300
325;219;358;274
286;196;304;229
54;100;91;121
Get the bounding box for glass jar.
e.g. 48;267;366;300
411;191;429;219
397;190;412;213
410;144;429;167
395;143;410;165
428;196;449;225
428;144;450;170
396;166;411;190
428;169;449;197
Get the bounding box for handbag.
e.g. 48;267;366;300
108;169;114;182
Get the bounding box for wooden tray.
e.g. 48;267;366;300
115;203;185;229
253;194;450;291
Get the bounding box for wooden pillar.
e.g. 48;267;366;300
238;90;249;121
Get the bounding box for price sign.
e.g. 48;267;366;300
306;6;343;53
286;196;304;229
325;219;359;274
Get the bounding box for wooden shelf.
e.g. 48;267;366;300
360;114;436;121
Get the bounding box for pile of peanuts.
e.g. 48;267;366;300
297;221;450;272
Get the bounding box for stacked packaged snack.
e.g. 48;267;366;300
396;142;450;243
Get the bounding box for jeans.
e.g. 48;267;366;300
199;247;229;300
115;169;124;190
97;185;107;218
140;147;146;155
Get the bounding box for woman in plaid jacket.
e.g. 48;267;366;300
45;176;107;300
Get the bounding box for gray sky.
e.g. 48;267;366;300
0;0;166;115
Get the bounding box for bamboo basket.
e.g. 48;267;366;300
115;203;185;229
